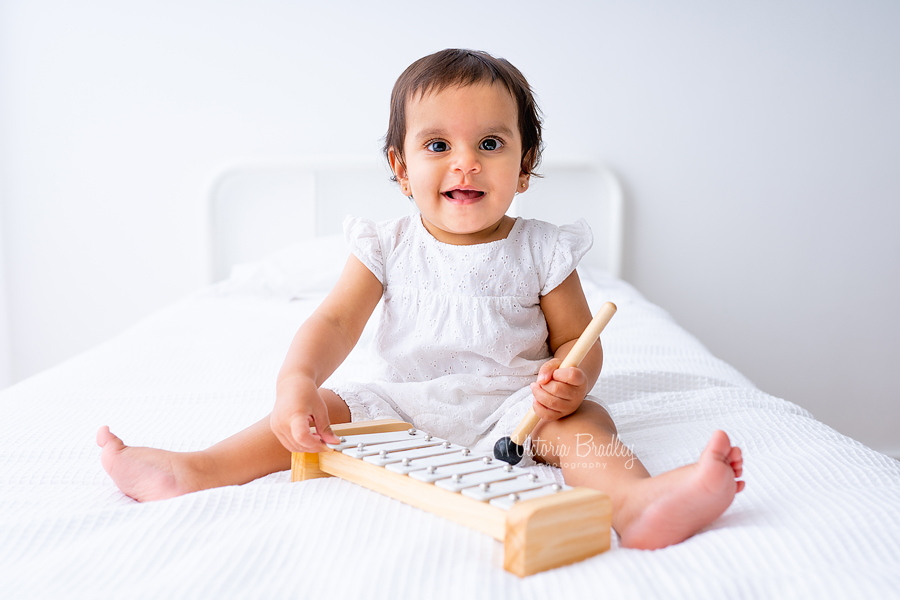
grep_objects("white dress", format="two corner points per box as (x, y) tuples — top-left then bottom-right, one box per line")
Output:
(330, 214), (595, 454)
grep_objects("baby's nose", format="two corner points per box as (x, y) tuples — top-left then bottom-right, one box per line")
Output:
(451, 147), (481, 173)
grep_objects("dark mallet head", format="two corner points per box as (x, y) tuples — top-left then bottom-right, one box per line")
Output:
(493, 435), (525, 466)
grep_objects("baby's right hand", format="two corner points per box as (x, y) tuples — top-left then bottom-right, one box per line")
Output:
(271, 375), (341, 453)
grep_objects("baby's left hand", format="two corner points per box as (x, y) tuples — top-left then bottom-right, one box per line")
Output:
(530, 358), (589, 420)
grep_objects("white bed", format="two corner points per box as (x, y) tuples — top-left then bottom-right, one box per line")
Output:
(1, 159), (898, 598)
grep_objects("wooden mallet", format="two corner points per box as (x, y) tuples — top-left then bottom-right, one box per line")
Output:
(493, 301), (617, 465)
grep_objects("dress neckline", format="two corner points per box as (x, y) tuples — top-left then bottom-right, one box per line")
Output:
(413, 214), (523, 249)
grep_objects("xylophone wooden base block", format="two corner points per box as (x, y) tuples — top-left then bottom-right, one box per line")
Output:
(291, 419), (611, 577)
(503, 487), (611, 576)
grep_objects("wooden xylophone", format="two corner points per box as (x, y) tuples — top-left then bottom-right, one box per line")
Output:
(292, 419), (611, 576)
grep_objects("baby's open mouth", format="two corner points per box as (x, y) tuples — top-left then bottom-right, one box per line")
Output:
(443, 189), (485, 201)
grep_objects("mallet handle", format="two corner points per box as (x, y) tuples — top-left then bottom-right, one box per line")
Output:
(510, 302), (617, 445)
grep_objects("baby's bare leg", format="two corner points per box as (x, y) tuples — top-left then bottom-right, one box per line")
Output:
(97, 390), (350, 502)
(532, 401), (743, 550)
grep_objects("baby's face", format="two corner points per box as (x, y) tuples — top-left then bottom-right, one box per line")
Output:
(391, 82), (529, 245)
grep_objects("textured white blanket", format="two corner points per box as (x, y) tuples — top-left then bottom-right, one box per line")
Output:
(1, 268), (898, 599)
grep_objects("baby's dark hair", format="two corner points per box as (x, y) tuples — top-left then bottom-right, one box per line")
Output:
(383, 48), (544, 180)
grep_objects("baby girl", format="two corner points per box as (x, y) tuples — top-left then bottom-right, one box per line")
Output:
(98, 48), (743, 550)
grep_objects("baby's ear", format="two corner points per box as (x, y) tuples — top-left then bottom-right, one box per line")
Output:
(388, 148), (407, 181)
(389, 148), (413, 197)
(518, 163), (531, 192)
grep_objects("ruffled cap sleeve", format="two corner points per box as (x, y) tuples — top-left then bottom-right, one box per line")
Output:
(343, 216), (385, 285)
(542, 219), (593, 295)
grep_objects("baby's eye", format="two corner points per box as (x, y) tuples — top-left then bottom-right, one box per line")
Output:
(480, 138), (502, 151)
(426, 140), (449, 153)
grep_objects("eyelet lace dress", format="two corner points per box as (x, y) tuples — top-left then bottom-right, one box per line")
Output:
(329, 214), (595, 454)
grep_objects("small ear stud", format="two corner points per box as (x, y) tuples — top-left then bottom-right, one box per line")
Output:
(521, 182), (527, 188)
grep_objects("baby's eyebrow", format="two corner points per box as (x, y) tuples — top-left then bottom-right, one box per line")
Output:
(482, 125), (516, 138)
(412, 125), (516, 141)
(413, 128), (449, 141)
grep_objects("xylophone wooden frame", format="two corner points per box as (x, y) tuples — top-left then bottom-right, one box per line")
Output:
(291, 419), (612, 576)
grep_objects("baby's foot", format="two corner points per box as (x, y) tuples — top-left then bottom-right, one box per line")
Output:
(96, 426), (204, 502)
(617, 430), (744, 550)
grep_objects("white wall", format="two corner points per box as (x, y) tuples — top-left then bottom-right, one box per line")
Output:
(1, 0), (898, 455)
(0, 12), (11, 390)
(0, 188), (9, 391)
(0, 207), (9, 389)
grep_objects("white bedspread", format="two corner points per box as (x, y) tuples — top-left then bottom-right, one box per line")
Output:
(1, 265), (899, 599)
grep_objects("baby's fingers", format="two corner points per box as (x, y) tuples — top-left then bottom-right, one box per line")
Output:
(536, 358), (562, 385)
(550, 366), (587, 388)
(311, 404), (340, 445)
(533, 375), (586, 403)
(530, 383), (566, 420)
(289, 413), (327, 453)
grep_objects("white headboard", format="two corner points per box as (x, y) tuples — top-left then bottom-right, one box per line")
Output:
(207, 157), (624, 282)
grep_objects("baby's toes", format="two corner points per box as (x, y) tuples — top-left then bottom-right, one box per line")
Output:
(727, 447), (743, 476)
(97, 426), (124, 450)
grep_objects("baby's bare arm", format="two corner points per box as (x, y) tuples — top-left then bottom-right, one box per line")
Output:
(272, 254), (382, 452)
(533, 270), (604, 419)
